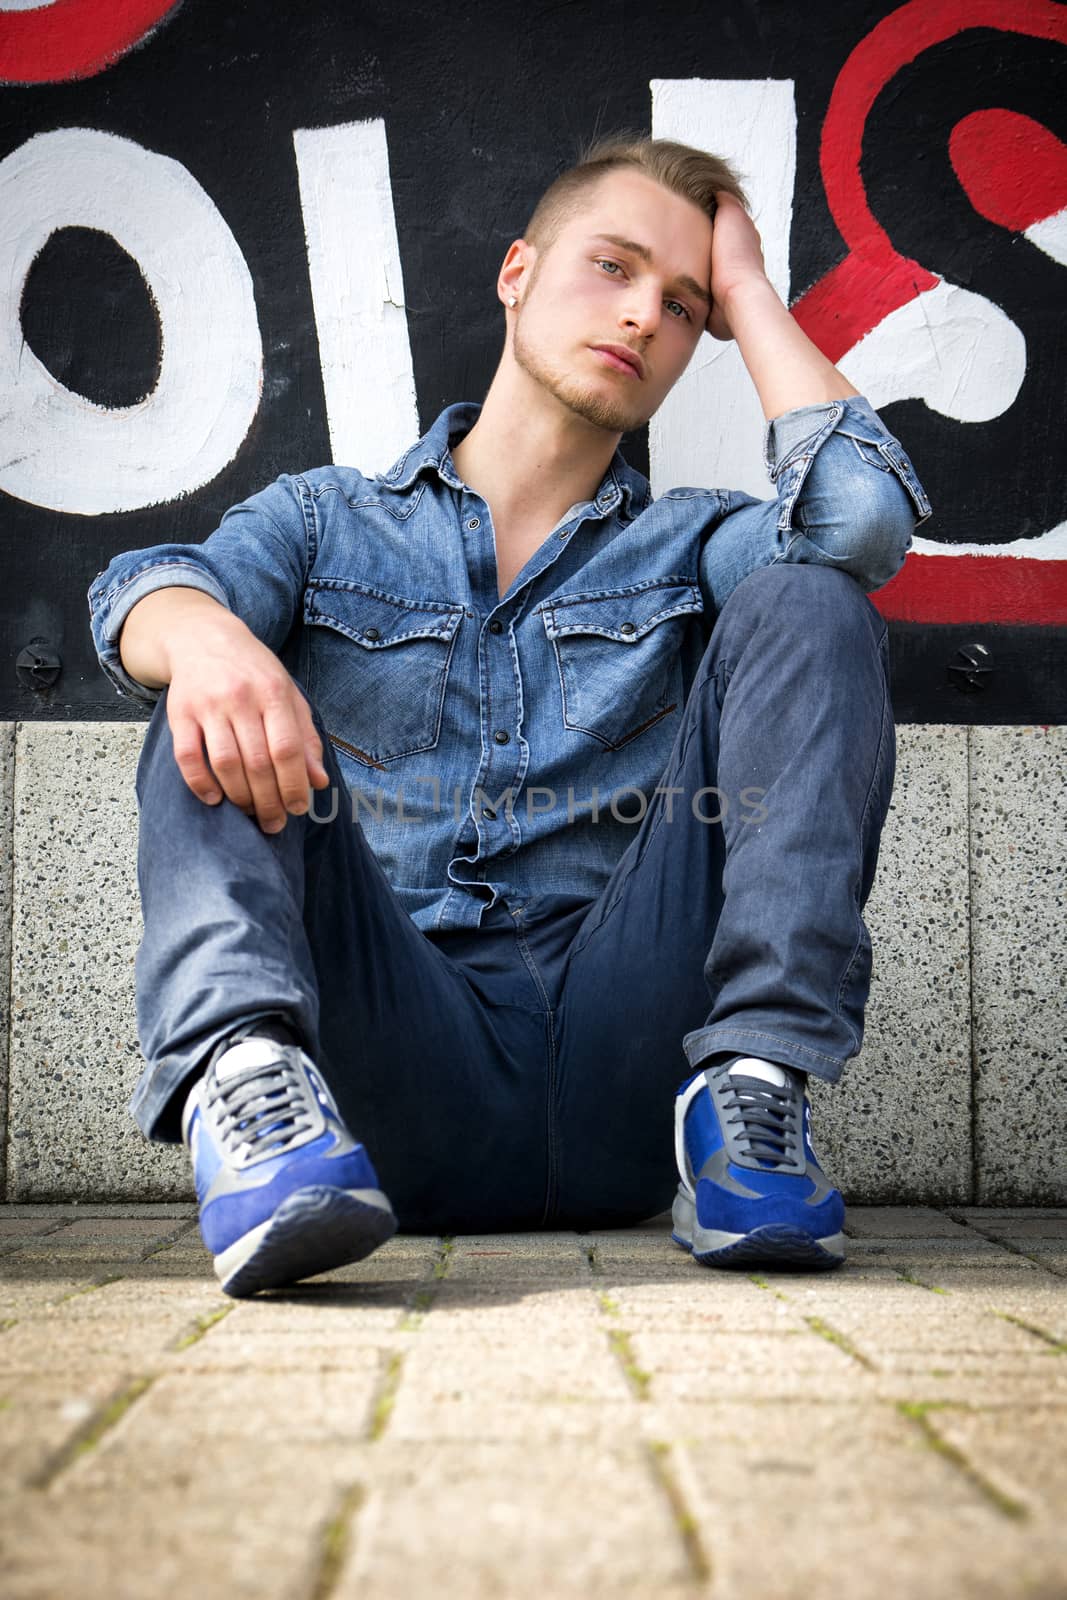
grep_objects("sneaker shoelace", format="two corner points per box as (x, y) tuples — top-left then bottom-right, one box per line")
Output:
(720, 1073), (802, 1169)
(207, 1058), (318, 1161)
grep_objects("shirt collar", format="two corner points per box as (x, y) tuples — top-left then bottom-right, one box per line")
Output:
(376, 401), (644, 517)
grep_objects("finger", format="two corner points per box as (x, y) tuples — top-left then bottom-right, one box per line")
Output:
(168, 711), (224, 804)
(261, 697), (317, 815)
(229, 714), (289, 832)
(296, 701), (330, 790)
(200, 716), (256, 817)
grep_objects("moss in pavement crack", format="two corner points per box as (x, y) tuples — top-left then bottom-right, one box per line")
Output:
(896, 1401), (1028, 1520)
(173, 1303), (233, 1350)
(897, 1267), (951, 1295)
(308, 1482), (365, 1600)
(56, 1274), (125, 1305)
(647, 1441), (711, 1583)
(749, 1273), (791, 1302)
(433, 1237), (455, 1279)
(991, 1310), (1066, 1353)
(607, 1327), (652, 1400)
(399, 1237), (454, 1330)
(30, 1374), (156, 1489)
(369, 1351), (405, 1441)
(804, 1314), (877, 1369)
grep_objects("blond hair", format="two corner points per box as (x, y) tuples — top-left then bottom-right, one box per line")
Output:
(523, 134), (748, 250)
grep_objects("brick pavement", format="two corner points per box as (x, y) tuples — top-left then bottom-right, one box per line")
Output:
(0, 1204), (1065, 1600)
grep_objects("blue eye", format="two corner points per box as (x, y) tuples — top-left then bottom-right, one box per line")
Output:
(595, 258), (623, 275)
(666, 300), (691, 322)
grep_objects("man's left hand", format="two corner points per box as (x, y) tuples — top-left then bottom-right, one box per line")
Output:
(706, 191), (770, 342)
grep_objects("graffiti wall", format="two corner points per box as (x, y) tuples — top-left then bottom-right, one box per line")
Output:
(1, 0), (1064, 721)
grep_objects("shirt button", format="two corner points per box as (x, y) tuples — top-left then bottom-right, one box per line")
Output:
(467, 517), (481, 530)
(363, 627), (381, 641)
(620, 621), (637, 637)
(493, 729), (510, 744)
(481, 806), (496, 820)
(558, 529), (570, 540)
(489, 620), (503, 634)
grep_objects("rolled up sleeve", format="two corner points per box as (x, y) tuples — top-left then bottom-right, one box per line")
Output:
(765, 395), (931, 592)
(87, 473), (311, 704)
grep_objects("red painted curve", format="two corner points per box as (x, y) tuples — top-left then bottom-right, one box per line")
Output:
(0, 0), (180, 84)
(872, 555), (1067, 625)
(949, 109), (1067, 232)
(793, 0), (1067, 358)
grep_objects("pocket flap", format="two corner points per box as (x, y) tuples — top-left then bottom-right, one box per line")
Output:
(541, 581), (702, 644)
(305, 581), (464, 648)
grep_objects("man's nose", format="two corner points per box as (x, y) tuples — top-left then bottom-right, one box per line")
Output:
(619, 287), (660, 338)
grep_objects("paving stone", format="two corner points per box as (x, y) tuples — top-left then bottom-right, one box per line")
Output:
(3, 1449), (356, 1600)
(0, 1276), (102, 1320)
(340, 1440), (692, 1597)
(0, 1314), (198, 1376)
(932, 1404), (1067, 1521)
(970, 726), (1067, 1205)
(677, 1403), (1067, 1600)
(593, 1278), (808, 1333)
(426, 1280), (602, 1330)
(388, 1328), (633, 1440)
(844, 1205), (973, 1237)
(809, 725), (972, 1205)
(0, 1204), (196, 1219)
(103, 1365), (381, 1446)
(966, 1216), (1067, 1239)
(174, 1282), (414, 1335)
(0, 1369), (128, 1492)
(629, 1327), (870, 1403)
(7, 723), (189, 1201)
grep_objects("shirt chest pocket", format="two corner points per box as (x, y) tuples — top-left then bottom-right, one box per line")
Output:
(540, 581), (703, 750)
(304, 581), (465, 767)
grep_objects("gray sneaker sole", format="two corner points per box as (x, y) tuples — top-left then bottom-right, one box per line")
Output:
(671, 1186), (846, 1272)
(214, 1185), (398, 1298)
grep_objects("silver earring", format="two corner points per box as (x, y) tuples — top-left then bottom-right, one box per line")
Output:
(507, 296), (517, 307)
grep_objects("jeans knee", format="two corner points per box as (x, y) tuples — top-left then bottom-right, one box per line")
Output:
(719, 563), (884, 653)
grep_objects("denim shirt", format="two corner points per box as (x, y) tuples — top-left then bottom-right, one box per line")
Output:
(88, 396), (930, 932)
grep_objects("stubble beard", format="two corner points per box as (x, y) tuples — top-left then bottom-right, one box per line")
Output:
(511, 314), (648, 435)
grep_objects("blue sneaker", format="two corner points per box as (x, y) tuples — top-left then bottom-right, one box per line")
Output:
(671, 1057), (846, 1270)
(182, 1034), (397, 1297)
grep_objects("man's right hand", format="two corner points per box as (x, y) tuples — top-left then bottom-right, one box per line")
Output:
(118, 587), (330, 833)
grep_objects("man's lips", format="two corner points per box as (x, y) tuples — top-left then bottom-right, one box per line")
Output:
(590, 343), (645, 379)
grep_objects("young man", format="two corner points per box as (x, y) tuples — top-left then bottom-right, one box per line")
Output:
(89, 137), (930, 1297)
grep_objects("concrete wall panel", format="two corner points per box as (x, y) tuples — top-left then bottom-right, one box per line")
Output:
(971, 727), (1067, 1205)
(0, 723), (14, 1195)
(7, 723), (189, 1200)
(809, 726), (973, 1204)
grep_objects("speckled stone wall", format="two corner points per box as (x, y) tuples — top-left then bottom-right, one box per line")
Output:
(0, 723), (13, 1197)
(970, 727), (1067, 1206)
(810, 726), (972, 1204)
(1, 722), (1063, 1202)
(7, 723), (188, 1201)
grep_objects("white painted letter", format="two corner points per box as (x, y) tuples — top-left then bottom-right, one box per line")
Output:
(0, 128), (263, 514)
(293, 119), (418, 472)
(650, 79), (796, 499)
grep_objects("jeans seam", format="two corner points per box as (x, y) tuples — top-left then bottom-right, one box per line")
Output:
(512, 911), (560, 1224)
(833, 629), (892, 1050)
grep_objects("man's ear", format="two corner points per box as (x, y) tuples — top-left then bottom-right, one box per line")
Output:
(498, 238), (537, 310)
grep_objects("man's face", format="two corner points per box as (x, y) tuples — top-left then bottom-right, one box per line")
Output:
(509, 169), (714, 435)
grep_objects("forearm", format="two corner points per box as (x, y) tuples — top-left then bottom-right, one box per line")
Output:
(118, 586), (240, 689)
(724, 278), (859, 421)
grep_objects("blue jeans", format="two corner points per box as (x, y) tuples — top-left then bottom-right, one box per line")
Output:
(130, 563), (896, 1231)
